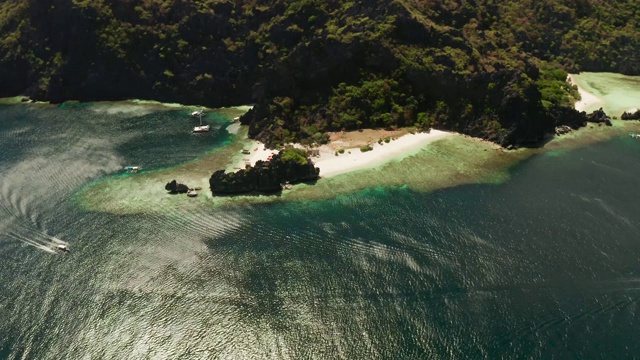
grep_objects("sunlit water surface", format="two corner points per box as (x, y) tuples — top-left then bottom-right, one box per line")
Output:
(1, 84), (640, 359)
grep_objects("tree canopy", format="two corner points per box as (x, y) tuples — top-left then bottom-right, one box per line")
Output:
(0, 0), (637, 146)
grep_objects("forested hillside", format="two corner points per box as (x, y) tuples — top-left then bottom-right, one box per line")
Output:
(1, 0), (638, 146)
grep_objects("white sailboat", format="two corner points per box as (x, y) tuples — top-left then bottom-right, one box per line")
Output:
(193, 112), (210, 133)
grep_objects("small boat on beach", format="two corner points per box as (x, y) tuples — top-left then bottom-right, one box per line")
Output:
(630, 133), (640, 139)
(187, 189), (198, 197)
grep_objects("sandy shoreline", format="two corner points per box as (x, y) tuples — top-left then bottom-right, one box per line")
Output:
(314, 130), (452, 178)
(224, 73), (621, 182)
(567, 74), (603, 112)
(224, 73), (627, 181)
(226, 126), (453, 178)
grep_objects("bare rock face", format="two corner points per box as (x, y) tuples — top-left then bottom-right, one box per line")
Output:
(547, 106), (587, 130)
(621, 109), (640, 120)
(586, 108), (612, 126)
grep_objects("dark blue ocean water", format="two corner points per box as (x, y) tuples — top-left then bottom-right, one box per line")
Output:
(1, 103), (639, 359)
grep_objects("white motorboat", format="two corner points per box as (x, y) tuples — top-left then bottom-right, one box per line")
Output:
(56, 244), (70, 253)
(190, 109), (204, 117)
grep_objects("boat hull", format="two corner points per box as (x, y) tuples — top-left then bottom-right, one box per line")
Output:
(193, 125), (210, 133)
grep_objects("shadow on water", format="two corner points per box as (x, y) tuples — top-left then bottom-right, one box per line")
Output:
(0, 105), (47, 166)
(113, 111), (231, 170)
(4, 94), (640, 358)
(231, 257), (295, 333)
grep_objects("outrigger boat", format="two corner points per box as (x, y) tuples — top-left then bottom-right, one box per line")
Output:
(123, 165), (141, 172)
(190, 109), (204, 117)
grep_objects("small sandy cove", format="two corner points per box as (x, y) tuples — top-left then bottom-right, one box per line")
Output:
(567, 74), (603, 112)
(234, 128), (452, 178)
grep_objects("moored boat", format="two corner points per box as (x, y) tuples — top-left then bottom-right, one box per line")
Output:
(193, 125), (210, 133)
(192, 111), (210, 132)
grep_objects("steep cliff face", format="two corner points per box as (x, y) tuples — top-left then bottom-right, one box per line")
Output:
(1, 0), (638, 147)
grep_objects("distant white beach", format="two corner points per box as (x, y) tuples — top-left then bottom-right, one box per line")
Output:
(567, 74), (603, 112)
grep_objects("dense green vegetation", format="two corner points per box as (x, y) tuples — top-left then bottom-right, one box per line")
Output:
(279, 147), (309, 165)
(1, 0), (638, 146)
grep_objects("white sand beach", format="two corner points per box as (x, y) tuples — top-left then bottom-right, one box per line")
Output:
(313, 130), (452, 178)
(227, 128), (452, 179)
(567, 74), (603, 112)
(246, 142), (278, 165)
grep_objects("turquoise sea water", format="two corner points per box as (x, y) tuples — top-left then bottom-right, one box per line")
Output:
(1, 102), (640, 359)
(571, 72), (640, 115)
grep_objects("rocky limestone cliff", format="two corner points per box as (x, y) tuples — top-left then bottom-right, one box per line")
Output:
(621, 110), (640, 120)
(209, 149), (319, 194)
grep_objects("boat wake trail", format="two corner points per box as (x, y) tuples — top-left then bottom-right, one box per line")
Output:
(5, 232), (58, 254)
(0, 199), (69, 254)
(4, 228), (69, 254)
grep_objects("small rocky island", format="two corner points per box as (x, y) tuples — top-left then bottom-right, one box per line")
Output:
(209, 147), (319, 195)
(165, 180), (190, 194)
(621, 109), (640, 120)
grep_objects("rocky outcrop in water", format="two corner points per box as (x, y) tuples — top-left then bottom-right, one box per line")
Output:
(165, 180), (189, 194)
(548, 106), (622, 135)
(209, 148), (319, 195)
(586, 108), (612, 126)
(621, 110), (640, 120)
